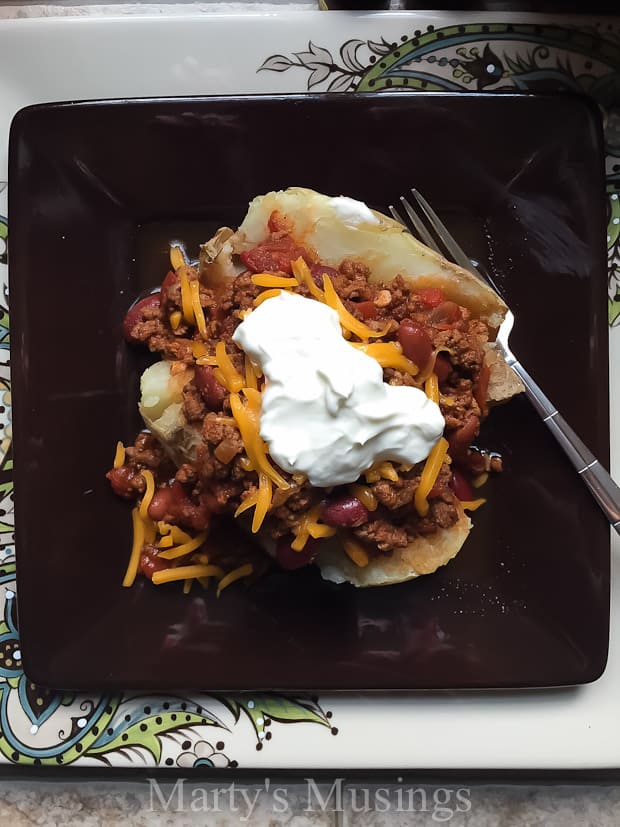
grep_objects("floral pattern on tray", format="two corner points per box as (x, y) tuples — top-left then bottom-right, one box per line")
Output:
(1, 17), (619, 768)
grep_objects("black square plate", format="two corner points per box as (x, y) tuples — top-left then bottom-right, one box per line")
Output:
(9, 93), (609, 691)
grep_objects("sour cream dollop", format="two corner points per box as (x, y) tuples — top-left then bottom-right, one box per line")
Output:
(327, 196), (380, 226)
(232, 291), (445, 487)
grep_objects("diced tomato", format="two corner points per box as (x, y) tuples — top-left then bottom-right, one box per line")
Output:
(356, 300), (377, 320)
(416, 287), (444, 308)
(240, 238), (309, 274)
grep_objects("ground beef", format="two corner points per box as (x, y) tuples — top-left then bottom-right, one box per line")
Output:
(147, 335), (194, 363)
(329, 259), (374, 302)
(130, 318), (167, 343)
(114, 234), (494, 563)
(372, 476), (419, 510)
(182, 382), (207, 422)
(175, 463), (198, 485)
(125, 432), (164, 470)
(353, 518), (410, 552)
(441, 378), (480, 430)
(383, 368), (417, 387)
(218, 271), (261, 316)
(432, 325), (485, 377)
(270, 483), (316, 537)
(416, 497), (460, 535)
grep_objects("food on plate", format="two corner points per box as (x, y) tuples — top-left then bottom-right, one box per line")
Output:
(108, 187), (521, 593)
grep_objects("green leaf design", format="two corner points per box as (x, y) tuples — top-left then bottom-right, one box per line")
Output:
(221, 694), (332, 742)
(609, 296), (620, 326)
(88, 711), (219, 763)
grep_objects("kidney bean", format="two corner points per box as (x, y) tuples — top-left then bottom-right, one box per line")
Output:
(310, 263), (340, 288)
(122, 293), (161, 342)
(397, 321), (433, 369)
(139, 546), (170, 580)
(148, 482), (211, 531)
(449, 468), (474, 501)
(194, 365), (227, 410)
(434, 354), (452, 384)
(447, 415), (479, 461)
(322, 496), (368, 528)
(147, 481), (187, 521)
(276, 535), (318, 570)
(106, 465), (143, 499)
(430, 301), (461, 325)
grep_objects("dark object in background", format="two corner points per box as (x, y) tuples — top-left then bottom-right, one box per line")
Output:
(402, 1), (617, 9)
(9, 92), (609, 693)
(320, 0), (390, 9)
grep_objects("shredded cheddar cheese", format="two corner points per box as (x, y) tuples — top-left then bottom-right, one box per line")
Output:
(472, 473), (489, 489)
(244, 354), (258, 390)
(158, 535), (174, 549)
(343, 538), (370, 568)
(238, 455), (253, 472)
(253, 473), (272, 533)
(122, 508), (144, 588)
(364, 461), (399, 484)
(178, 267), (194, 325)
(291, 506), (321, 551)
(251, 274), (298, 288)
(169, 245), (186, 271)
(215, 342), (244, 393)
(157, 525), (193, 546)
(425, 373), (440, 405)
(189, 280), (207, 337)
(414, 437), (449, 517)
(350, 484), (378, 512)
(290, 504), (335, 550)
(323, 274), (391, 340)
(158, 532), (208, 560)
(139, 470), (155, 520)
(234, 489), (259, 518)
(230, 391), (289, 490)
(152, 564), (225, 585)
(142, 515), (156, 545)
(217, 563), (254, 597)
(307, 523), (337, 540)
(291, 256), (325, 301)
(350, 342), (419, 376)
(182, 579), (193, 594)
(113, 441), (125, 469)
(460, 498), (486, 511)
(253, 288), (282, 307)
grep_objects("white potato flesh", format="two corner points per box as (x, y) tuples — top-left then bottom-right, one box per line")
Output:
(232, 187), (507, 329)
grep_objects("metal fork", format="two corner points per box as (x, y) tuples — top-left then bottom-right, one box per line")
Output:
(390, 189), (620, 535)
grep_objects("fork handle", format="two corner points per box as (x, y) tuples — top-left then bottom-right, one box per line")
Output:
(506, 359), (620, 534)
